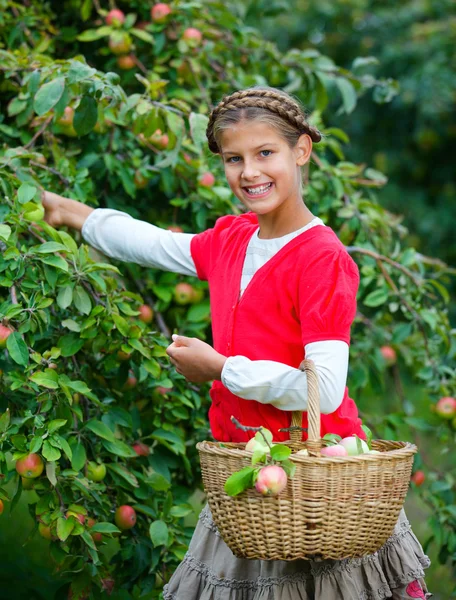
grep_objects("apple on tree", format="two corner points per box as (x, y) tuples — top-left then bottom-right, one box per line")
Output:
(151, 3), (172, 23)
(57, 106), (74, 127)
(380, 345), (397, 366)
(138, 304), (154, 323)
(411, 470), (425, 486)
(106, 8), (125, 25)
(108, 34), (132, 55)
(173, 282), (195, 305)
(86, 461), (107, 482)
(0, 499), (4, 515)
(199, 172), (215, 188)
(87, 518), (102, 543)
(182, 27), (203, 47)
(132, 442), (150, 456)
(15, 453), (44, 478)
(115, 505), (137, 530)
(435, 396), (456, 419)
(0, 324), (12, 348)
(117, 55), (136, 70)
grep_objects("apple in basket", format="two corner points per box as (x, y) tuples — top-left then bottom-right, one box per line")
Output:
(320, 444), (348, 457)
(255, 465), (287, 496)
(339, 436), (369, 456)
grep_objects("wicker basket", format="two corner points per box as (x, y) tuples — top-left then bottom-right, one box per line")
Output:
(197, 359), (417, 561)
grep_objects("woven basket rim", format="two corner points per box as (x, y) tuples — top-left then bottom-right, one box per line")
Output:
(196, 439), (417, 461)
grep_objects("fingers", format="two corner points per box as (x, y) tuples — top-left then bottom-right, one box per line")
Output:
(171, 334), (192, 347)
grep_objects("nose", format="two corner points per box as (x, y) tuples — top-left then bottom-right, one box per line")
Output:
(241, 159), (261, 182)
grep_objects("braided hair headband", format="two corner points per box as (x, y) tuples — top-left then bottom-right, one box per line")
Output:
(206, 88), (321, 154)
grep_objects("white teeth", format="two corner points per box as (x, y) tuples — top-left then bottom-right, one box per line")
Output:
(246, 183), (272, 195)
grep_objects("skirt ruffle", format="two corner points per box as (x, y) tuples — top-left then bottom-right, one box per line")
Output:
(163, 505), (430, 600)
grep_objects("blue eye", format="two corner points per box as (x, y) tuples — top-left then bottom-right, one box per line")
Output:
(260, 150), (272, 157)
(226, 156), (241, 163)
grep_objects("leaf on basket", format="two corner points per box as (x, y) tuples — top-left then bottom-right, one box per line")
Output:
(251, 449), (267, 465)
(322, 433), (342, 446)
(280, 459), (296, 479)
(270, 444), (291, 461)
(361, 425), (372, 448)
(224, 466), (257, 496)
(355, 435), (364, 454)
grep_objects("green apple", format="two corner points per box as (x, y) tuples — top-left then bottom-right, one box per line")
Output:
(23, 202), (45, 222)
(86, 461), (107, 482)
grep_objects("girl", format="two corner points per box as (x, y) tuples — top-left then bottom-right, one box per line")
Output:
(43, 87), (431, 599)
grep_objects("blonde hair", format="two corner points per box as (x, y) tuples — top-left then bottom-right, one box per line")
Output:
(206, 87), (321, 154)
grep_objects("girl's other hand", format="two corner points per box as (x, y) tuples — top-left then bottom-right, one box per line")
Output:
(166, 335), (227, 383)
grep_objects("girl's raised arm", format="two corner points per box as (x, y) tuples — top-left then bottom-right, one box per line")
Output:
(42, 191), (197, 276)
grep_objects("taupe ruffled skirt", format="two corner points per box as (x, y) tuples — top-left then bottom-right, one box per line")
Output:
(163, 505), (431, 600)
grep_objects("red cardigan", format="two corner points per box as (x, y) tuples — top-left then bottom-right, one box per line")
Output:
(190, 213), (365, 443)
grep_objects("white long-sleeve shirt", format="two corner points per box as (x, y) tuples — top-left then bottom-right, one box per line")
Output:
(82, 209), (349, 414)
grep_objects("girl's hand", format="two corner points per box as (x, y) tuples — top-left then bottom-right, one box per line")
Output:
(42, 191), (64, 227)
(166, 335), (227, 383)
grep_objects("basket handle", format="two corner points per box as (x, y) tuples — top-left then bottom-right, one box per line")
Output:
(290, 359), (321, 455)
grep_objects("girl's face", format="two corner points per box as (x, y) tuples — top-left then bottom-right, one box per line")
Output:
(219, 121), (311, 224)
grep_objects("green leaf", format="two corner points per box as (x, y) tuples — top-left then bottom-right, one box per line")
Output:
(6, 332), (29, 366)
(34, 77), (65, 116)
(56, 435), (72, 461)
(29, 368), (59, 389)
(89, 522), (120, 534)
(169, 505), (193, 518)
(70, 442), (87, 471)
(45, 461), (57, 486)
(29, 436), (43, 453)
(145, 473), (171, 492)
(77, 26), (111, 41)
(255, 428), (273, 446)
(149, 520), (169, 547)
(73, 96), (98, 136)
(62, 319), (80, 332)
(131, 28), (154, 44)
(335, 77), (357, 114)
(361, 425), (373, 448)
(189, 112), (209, 149)
(0, 224), (12, 242)
(43, 440), (61, 461)
(112, 312), (130, 336)
(187, 301), (210, 322)
(41, 255), (69, 272)
(270, 444), (291, 461)
(73, 285), (92, 315)
(364, 288), (388, 307)
(48, 419), (67, 434)
(0, 409), (10, 433)
(81, 530), (97, 550)
(34, 241), (68, 254)
(57, 230), (79, 254)
(224, 466), (256, 496)
(57, 334), (84, 357)
(57, 516), (74, 541)
(107, 464), (139, 487)
(102, 439), (137, 458)
(84, 420), (115, 442)
(17, 183), (37, 205)
(57, 285), (73, 310)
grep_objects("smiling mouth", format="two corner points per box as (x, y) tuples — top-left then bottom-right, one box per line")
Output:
(242, 182), (273, 197)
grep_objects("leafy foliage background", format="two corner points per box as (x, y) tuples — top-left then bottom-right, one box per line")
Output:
(0, 0), (454, 598)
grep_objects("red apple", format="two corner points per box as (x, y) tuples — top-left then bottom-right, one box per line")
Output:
(57, 106), (74, 127)
(320, 444), (348, 457)
(117, 54), (136, 70)
(132, 442), (150, 457)
(101, 578), (115, 594)
(134, 170), (148, 189)
(255, 465), (287, 496)
(151, 3), (172, 23)
(123, 371), (137, 390)
(114, 505), (137, 530)
(167, 225), (183, 233)
(182, 27), (202, 46)
(117, 350), (131, 361)
(0, 324), (12, 349)
(38, 522), (53, 539)
(106, 8), (125, 25)
(0, 499), (4, 515)
(173, 282), (194, 305)
(435, 396), (456, 419)
(380, 345), (397, 366)
(87, 518), (102, 543)
(149, 129), (169, 149)
(199, 172), (215, 188)
(138, 304), (154, 323)
(411, 470), (425, 486)
(15, 453), (44, 479)
(108, 34), (132, 55)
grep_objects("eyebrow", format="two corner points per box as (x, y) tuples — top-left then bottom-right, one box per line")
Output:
(222, 143), (279, 156)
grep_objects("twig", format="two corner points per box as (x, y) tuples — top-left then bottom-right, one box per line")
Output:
(230, 416), (274, 450)
(10, 286), (18, 305)
(29, 161), (70, 186)
(346, 246), (423, 286)
(24, 116), (53, 149)
(55, 485), (65, 512)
